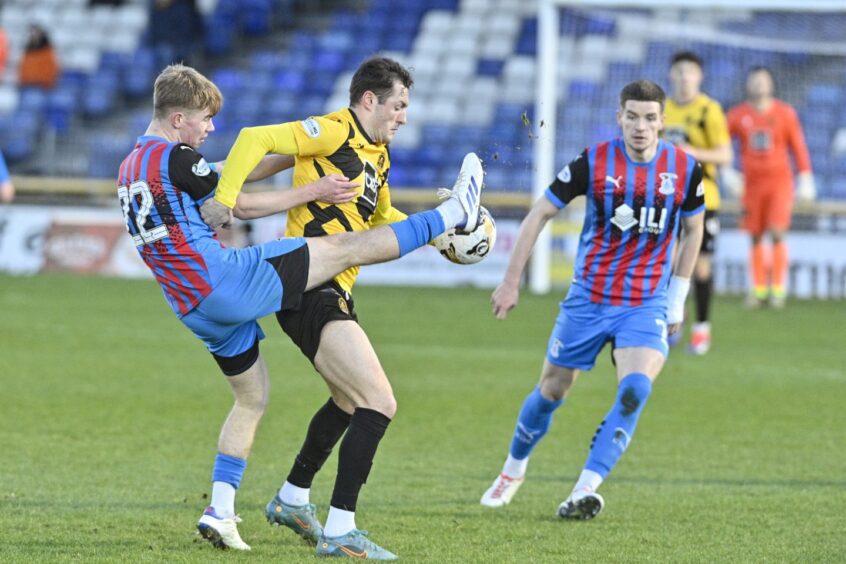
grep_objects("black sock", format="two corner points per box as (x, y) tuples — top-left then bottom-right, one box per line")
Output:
(330, 408), (391, 512)
(286, 398), (351, 489)
(694, 276), (713, 323)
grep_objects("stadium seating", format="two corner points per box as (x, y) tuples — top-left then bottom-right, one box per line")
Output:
(0, 0), (844, 200)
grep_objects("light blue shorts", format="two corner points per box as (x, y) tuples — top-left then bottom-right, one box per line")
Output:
(546, 292), (669, 371)
(181, 237), (307, 358)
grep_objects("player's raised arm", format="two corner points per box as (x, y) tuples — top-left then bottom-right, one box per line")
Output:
(491, 196), (559, 320)
(212, 154), (296, 183)
(232, 174), (359, 220)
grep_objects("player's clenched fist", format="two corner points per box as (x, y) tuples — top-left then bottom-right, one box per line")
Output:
(491, 281), (519, 320)
(201, 198), (233, 229)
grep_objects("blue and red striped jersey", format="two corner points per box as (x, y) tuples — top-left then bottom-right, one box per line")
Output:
(117, 136), (222, 317)
(546, 138), (704, 306)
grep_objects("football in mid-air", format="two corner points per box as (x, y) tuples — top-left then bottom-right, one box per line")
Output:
(433, 205), (496, 265)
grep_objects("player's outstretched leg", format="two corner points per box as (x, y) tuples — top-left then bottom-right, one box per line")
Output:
(558, 372), (652, 521)
(316, 528), (398, 560)
(304, 152), (484, 289)
(435, 152), (485, 232)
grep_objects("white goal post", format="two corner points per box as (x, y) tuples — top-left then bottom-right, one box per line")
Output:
(530, 0), (846, 294)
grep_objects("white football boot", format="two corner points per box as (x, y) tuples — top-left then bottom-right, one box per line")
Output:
(197, 506), (251, 550)
(557, 489), (605, 520)
(448, 152), (484, 232)
(480, 473), (525, 507)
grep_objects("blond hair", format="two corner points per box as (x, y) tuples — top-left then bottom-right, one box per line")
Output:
(153, 64), (223, 119)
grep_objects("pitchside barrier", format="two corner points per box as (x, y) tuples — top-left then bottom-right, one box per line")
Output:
(4, 176), (846, 299)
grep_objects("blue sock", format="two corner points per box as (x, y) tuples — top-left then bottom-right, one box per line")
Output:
(212, 453), (247, 489)
(509, 386), (564, 460)
(584, 373), (652, 478)
(388, 210), (445, 257)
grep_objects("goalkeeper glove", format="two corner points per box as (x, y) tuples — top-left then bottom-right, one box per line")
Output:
(796, 172), (816, 202)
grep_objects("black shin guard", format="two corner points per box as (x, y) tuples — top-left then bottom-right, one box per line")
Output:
(694, 276), (713, 323)
(330, 408), (391, 512)
(286, 398), (352, 489)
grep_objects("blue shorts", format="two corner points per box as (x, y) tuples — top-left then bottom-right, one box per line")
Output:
(181, 237), (308, 358)
(546, 292), (669, 371)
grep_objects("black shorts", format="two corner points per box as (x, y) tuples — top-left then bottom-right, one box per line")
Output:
(276, 280), (358, 363)
(701, 209), (719, 255)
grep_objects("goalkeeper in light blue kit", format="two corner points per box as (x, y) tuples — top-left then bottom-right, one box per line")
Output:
(481, 80), (704, 519)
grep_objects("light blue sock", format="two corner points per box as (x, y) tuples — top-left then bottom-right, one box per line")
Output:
(212, 452), (247, 488)
(388, 210), (446, 257)
(509, 386), (564, 460)
(584, 373), (652, 478)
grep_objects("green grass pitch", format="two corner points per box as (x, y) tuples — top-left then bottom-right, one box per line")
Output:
(1, 274), (844, 562)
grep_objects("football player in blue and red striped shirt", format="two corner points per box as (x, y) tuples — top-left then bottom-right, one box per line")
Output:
(481, 80), (704, 519)
(119, 64), (483, 552)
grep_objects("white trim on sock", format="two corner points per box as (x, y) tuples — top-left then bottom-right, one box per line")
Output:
(572, 469), (603, 495)
(324, 506), (356, 538)
(502, 454), (529, 479)
(211, 481), (236, 518)
(436, 198), (464, 229)
(279, 481), (310, 507)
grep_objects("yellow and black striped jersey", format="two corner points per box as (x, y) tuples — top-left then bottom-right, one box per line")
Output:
(663, 93), (730, 210)
(287, 107), (406, 292)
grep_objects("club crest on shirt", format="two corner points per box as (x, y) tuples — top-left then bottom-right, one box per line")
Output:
(658, 172), (677, 195)
(377, 154), (385, 170)
(337, 296), (349, 315)
(192, 158), (211, 176)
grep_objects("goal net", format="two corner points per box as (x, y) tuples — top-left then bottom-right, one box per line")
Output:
(526, 0), (846, 295)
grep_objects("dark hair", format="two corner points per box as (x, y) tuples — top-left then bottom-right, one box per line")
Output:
(670, 50), (703, 69)
(747, 65), (773, 79)
(349, 56), (414, 107)
(620, 80), (666, 110)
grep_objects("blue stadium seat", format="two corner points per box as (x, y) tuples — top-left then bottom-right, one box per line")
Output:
(382, 32), (415, 53)
(319, 30), (355, 53)
(45, 89), (77, 133)
(273, 69), (305, 93)
(83, 70), (120, 117)
(407, 164), (439, 187)
(241, 0), (272, 36)
(516, 18), (537, 56)
(205, 15), (237, 56)
(124, 49), (156, 98)
(251, 49), (282, 71)
(17, 88), (48, 114)
(2, 132), (35, 162)
(422, 125), (453, 147)
(477, 59), (504, 77)
(312, 50), (347, 75)
(387, 166), (410, 187)
(211, 68), (246, 96)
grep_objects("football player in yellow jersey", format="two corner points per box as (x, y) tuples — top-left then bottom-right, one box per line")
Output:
(664, 51), (733, 355)
(202, 57), (485, 559)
